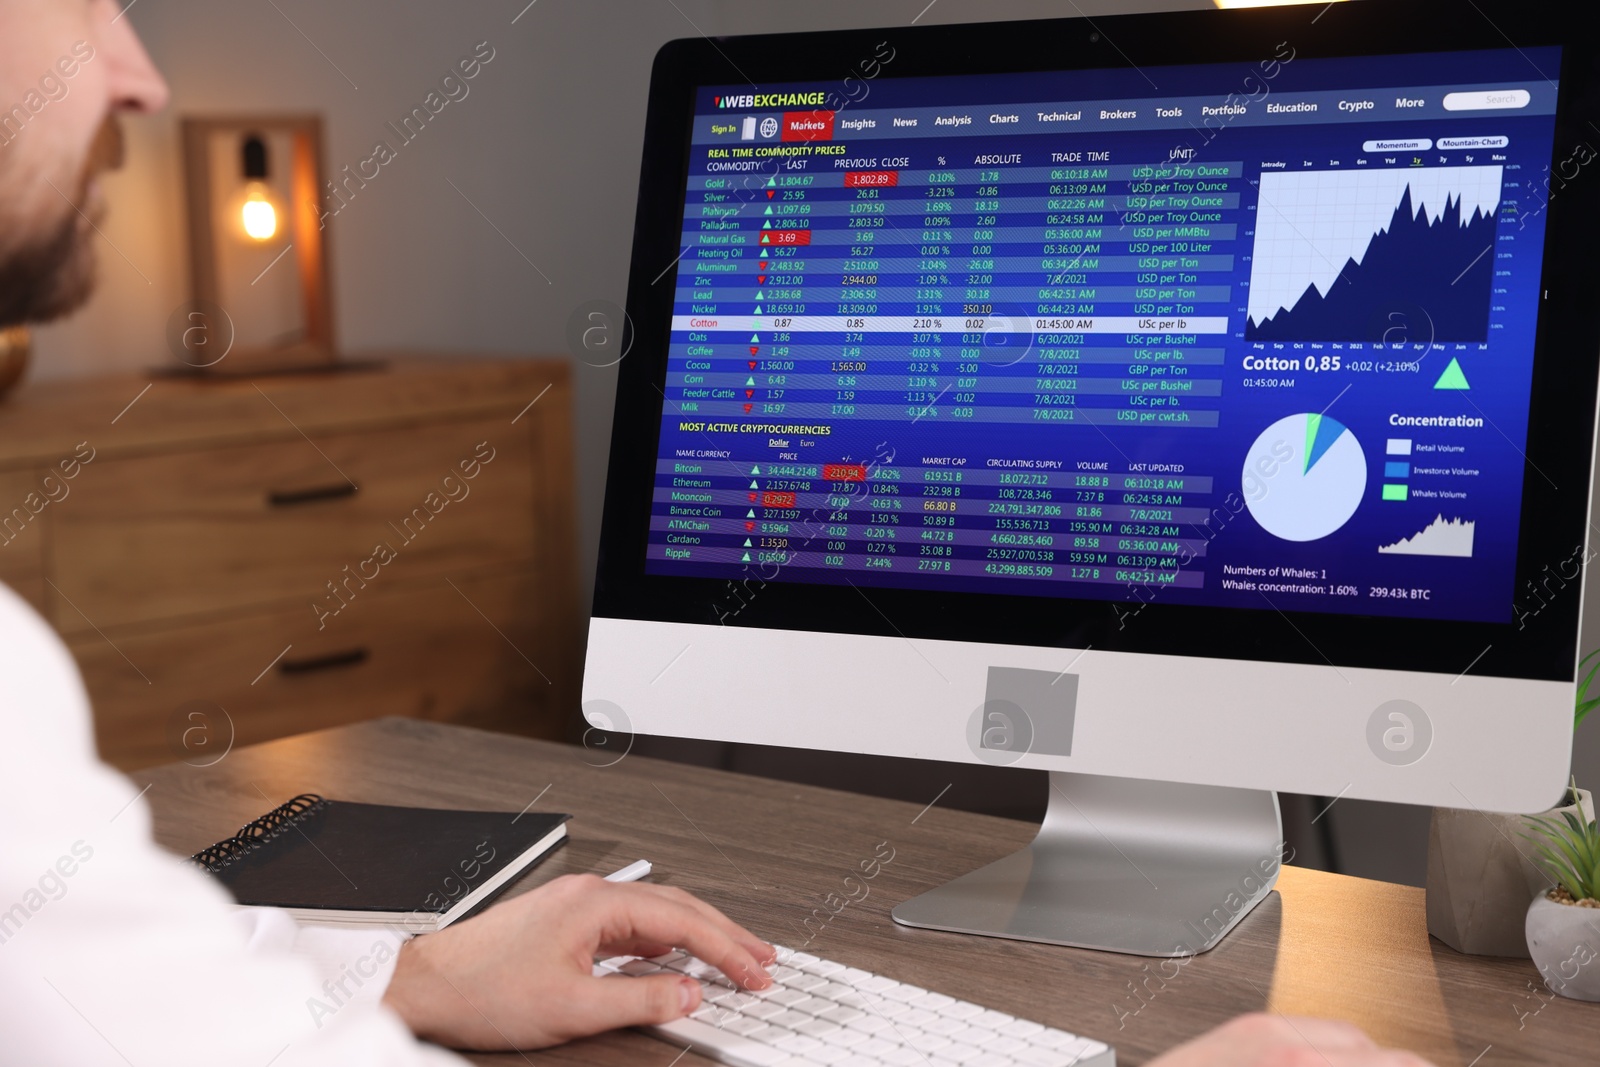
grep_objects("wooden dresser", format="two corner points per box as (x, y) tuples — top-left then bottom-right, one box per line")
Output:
(0, 356), (579, 769)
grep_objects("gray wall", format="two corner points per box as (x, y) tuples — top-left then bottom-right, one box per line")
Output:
(28, 0), (1600, 884)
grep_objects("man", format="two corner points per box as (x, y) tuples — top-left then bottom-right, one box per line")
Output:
(0, 3), (1439, 1065)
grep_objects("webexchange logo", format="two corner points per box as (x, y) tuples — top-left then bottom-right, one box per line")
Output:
(715, 91), (828, 109)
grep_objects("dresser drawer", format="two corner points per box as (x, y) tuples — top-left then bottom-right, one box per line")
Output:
(75, 565), (556, 770)
(51, 415), (538, 633)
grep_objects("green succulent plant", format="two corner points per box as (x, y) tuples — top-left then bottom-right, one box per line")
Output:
(1576, 649), (1600, 729)
(1525, 807), (1600, 903)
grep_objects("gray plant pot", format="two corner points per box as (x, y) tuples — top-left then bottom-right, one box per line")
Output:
(1426, 789), (1594, 957)
(1526, 893), (1600, 1001)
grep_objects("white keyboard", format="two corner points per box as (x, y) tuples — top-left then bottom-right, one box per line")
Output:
(595, 946), (1115, 1067)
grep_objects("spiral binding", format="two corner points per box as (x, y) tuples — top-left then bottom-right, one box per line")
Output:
(190, 793), (328, 872)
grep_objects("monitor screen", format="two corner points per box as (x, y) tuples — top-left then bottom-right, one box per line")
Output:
(641, 47), (1559, 628)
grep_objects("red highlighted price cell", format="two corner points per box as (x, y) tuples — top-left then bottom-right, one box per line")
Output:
(844, 170), (899, 188)
(760, 230), (811, 246)
(761, 491), (798, 508)
(822, 464), (868, 482)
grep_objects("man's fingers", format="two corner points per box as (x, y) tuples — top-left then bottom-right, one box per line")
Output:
(590, 885), (772, 989)
(561, 974), (700, 1039)
(597, 938), (675, 959)
(650, 884), (776, 964)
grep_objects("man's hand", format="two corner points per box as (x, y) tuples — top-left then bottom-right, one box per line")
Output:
(382, 874), (775, 1050)
(1147, 1014), (1438, 1067)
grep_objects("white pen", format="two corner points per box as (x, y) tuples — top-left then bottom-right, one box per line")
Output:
(604, 859), (653, 883)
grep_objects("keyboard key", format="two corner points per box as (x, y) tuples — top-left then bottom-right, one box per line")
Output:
(769, 966), (804, 983)
(647, 951), (687, 966)
(906, 1032), (954, 1053)
(788, 974), (830, 992)
(858, 1037), (899, 1056)
(1001, 1019), (1045, 1039)
(968, 1054), (1016, 1067)
(747, 1025), (791, 1045)
(839, 968), (873, 984)
(800, 959), (846, 978)
(819, 1005), (865, 1026)
(897, 1007), (937, 1028)
(973, 1010), (1014, 1029)
(1028, 1029), (1076, 1049)
(815, 981), (854, 1000)
(858, 975), (899, 993)
(949, 1025), (997, 1046)
(838, 1057), (883, 1067)
(944, 1001), (985, 1021)
(770, 1010), (813, 1029)
(774, 1033), (824, 1054)
(881, 1047), (926, 1066)
(1062, 1038), (1109, 1060)
(924, 1016), (969, 1036)
(822, 1028), (870, 1048)
(744, 1001), (788, 1020)
(911, 991), (956, 1011)
(1015, 1047), (1074, 1067)
(882, 983), (926, 1002)
(875, 999), (912, 1019)
(722, 1015), (769, 1037)
(936, 1045), (984, 1065)
(788, 951), (822, 967)
(618, 959), (662, 976)
(797, 1017), (843, 1038)
(980, 1035), (1028, 1055)
(769, 988), (810, 1007)
(845, 1014), (895, 1035)
(792, 996), (836, 1016)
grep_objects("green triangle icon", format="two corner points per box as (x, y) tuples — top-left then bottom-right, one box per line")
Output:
(741, 552), (751, 562)
(1433, 358), (1470, 390)
(746, 509), (756, 518)
(760, 250), (768, 258)
(749, 480), (759, 489)
(749, 464), (761, 474)
(764, 206), (772, 216)
(750, 333), (760, 342)
(745, 377), (755, 386)
(766, 177), (776, 187)
(760, 234), (770, 244)
(754, 306), (763, 315)
(743, 538), (752, 547)
(762, 221), (772, 229)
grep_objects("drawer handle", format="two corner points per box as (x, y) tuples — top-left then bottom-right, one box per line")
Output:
(279, 648), (370, 675)
(267, 484), (359, 507)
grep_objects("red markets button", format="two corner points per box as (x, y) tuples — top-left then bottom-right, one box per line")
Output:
(782, 110), (835, 141)
(822, 464), (867, 482)
(844, 170), (899, 188)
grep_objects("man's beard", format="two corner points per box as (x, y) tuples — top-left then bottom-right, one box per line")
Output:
(0, 117), (123, 328)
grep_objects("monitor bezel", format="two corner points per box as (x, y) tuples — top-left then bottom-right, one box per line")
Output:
(593, 0), (1600, 685)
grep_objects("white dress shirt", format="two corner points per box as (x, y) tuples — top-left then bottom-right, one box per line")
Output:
(0, 583), (464, 1065)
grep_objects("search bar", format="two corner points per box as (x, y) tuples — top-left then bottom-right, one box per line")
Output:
(1442, 89), (1530, 111)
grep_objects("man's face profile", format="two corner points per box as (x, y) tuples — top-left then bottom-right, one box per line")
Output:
(0, 0), (167, 329)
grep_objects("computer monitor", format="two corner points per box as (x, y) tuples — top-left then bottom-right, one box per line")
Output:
(584, 0), (1600, 956)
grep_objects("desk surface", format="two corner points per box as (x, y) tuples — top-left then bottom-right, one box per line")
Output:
(138, 718), (1599, 1066)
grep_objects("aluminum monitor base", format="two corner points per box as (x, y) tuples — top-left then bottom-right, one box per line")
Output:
(892, 771), (1283, 957)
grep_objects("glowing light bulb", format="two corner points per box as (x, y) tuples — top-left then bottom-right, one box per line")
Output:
(242, 181), (277, 241)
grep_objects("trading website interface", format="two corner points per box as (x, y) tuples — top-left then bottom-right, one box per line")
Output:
(645, 46), (1560, 625)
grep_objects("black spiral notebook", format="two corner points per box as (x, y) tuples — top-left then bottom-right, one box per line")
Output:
(192, 795), (570, 932)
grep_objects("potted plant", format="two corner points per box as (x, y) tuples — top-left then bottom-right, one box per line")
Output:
(1425, 650), (1599, 957)
(1524, 806), (1600, 1000)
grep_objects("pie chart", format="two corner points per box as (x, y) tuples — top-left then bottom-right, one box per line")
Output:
(1243, 413), (1367, 541)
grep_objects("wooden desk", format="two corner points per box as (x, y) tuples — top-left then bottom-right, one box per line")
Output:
(138, 718), (1600, 1066)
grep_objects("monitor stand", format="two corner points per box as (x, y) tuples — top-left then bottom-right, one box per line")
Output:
(892, 771), (1283, 956)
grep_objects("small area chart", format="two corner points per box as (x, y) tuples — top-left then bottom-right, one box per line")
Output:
(1378, 515), (1475, 558)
